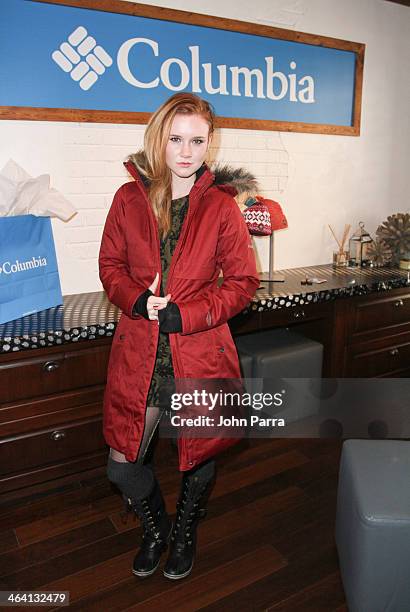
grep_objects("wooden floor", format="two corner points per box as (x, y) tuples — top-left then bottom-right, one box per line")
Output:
(0, 438), (347, 611)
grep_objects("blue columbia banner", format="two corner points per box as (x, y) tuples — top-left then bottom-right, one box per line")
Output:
(0, 0), (360, 128)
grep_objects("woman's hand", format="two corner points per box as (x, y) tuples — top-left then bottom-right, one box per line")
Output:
(147, 273), (171, 322)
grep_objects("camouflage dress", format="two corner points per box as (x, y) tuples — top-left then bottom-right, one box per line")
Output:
(146, 195), (189, 407)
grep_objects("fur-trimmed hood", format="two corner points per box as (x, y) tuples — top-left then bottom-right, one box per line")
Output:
(126, 150), (259, 198)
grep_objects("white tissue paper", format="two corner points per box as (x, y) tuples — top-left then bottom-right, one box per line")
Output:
(0, 159), (77, 221)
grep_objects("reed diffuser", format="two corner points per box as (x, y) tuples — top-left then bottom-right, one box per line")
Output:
(329, 224), (351, 267)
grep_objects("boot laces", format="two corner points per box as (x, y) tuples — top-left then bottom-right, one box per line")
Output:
(125, 497), (161, 540)
(171, 478), (208, 546)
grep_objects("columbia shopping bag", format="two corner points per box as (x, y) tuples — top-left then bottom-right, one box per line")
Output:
(0, 214), (62, 324)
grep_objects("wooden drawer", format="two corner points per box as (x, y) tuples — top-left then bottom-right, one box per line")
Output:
(256, 301), (332, 330)
(0, 387), (104, 437)
(0, 344), (111, 404)
(0, 417), (106, 477)
(348, 340), (410, 377)
(353, 293), (410, 334)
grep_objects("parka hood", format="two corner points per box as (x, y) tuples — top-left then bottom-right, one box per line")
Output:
(125, 150), (259, 197)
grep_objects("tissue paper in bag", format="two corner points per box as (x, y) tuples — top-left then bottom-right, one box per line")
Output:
(0, 159), (77, 220)
(0, 215), (63, 324)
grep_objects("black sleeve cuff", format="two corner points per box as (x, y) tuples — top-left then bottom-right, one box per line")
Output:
(158, 302), (182, 333)
(132, 289), (153, 319)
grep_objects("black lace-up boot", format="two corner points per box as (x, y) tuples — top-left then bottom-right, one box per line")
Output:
(163, 462), (215, 580)
(126, 479), (172, 577)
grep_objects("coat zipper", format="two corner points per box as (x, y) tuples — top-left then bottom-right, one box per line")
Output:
(133, 180), (162, 281)
(129, 177), (162, 462)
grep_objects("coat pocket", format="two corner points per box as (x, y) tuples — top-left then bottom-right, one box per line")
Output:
(176, 329), (218, 378)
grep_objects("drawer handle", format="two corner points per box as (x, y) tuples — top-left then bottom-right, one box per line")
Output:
(51, 430), (66, 441)
(43, 360), (60, 373)
(394, 299), (404, 307)
(390, 348), (399, 356)
(293, 309), (306, 319)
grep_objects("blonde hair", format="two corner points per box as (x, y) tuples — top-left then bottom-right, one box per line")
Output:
(139, 93), (215, 238)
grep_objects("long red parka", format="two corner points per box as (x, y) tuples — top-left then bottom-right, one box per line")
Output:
(99, 160), (259, 470)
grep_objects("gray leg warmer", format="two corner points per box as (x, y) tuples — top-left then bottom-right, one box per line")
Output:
(106, 456), (155, 501)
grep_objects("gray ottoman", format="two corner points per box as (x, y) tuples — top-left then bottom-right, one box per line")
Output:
(336, 440), (410, 612)
(235, 328), (323, 378)
(235, 328), (323, 426)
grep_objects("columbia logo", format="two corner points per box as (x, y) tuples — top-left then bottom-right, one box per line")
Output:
(52, 26), (112, 91)
(0, 257), (47, 275)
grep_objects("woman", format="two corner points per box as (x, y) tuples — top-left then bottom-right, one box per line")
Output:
(99, 93), (259, 580)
